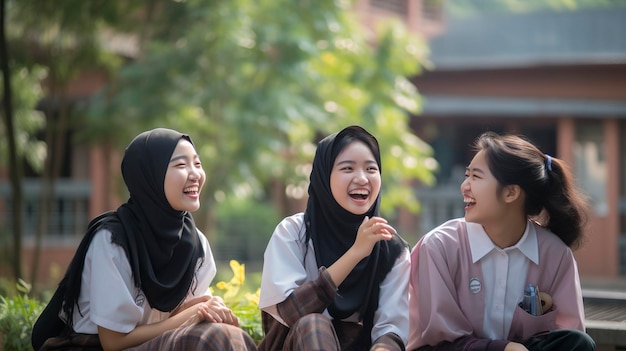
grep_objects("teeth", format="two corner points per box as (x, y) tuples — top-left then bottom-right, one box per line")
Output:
(349, 190), (369, 195)
(463, 197), (475, 206)
(184, 186), (198, 193)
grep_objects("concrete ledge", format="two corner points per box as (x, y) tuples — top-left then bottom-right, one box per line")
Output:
(586, 320), (626, 347)
(583, 289), (626, 301)
(583, 289), (626, 348)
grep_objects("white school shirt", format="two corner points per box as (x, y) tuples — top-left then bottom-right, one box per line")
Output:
(259, 213), (411, 345)
(70, 228), (216, 334)
(467, 221), (538, 339)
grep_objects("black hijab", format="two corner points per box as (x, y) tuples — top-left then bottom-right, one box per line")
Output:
(32, 128), (204, 348)
(304, 125), (406, 347)
(110, 127), (204, 311)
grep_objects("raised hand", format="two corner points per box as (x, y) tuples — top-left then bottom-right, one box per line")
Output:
(351, 216), (396, 259)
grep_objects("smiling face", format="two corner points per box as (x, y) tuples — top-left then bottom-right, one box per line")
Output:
(330, 140), (381, 215)
(164, 138), (205, 212)
(461, 150), (507, 225)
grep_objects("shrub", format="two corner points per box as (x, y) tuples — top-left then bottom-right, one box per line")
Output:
(0, 260), (264, 348)
(0, 279), (45, 351)
(211, 260), (263, 343)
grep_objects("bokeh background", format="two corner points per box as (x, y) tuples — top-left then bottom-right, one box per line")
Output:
(1, 0), (626, 348)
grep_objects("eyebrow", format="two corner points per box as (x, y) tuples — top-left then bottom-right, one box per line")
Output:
(169, 154), (195, 163)
(335, 159), (378, 166)
(465, 166), (486, 174)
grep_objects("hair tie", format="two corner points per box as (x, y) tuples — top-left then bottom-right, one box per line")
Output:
(545, 154), (552, 171)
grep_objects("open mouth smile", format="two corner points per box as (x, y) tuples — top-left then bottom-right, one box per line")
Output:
(349, 189), (370, 200)
(184, 186), (199, 195)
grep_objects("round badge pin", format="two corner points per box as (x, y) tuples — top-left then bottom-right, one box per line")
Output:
(469, 278), (481, 294)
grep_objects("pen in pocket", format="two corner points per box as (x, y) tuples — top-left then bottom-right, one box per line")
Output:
(521, 283), (543, 316)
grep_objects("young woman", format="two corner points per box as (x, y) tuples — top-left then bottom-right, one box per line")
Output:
(32, 128), (257, 351)
(408, 131), (595, 351)
(258, 125), (410, 351)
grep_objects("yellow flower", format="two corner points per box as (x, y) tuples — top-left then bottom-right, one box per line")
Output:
(230, 260), (245, 285)
(216, 281), (229, 290)
(245, 289), (260, 306)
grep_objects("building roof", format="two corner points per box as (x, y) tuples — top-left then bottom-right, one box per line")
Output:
(430, 7), (626, 69)
(422, 95), (626, 118)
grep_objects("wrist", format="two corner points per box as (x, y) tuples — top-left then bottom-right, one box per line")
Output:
(346, 245), (368, 262)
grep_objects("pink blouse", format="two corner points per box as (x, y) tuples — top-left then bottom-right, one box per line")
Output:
(407, 218), (585, 350)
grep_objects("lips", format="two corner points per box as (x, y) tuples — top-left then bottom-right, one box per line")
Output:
(463, 196), (475, 208)
(349, 189), (370, 200)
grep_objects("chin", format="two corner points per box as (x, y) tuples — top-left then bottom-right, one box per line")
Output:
(187, 205), (201, 212)
(347, 207), (369, 216)
(464, 215), (483, 225)
(175, 203), (200, 212)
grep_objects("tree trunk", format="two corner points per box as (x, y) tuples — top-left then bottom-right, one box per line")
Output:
(31, 84), (70, 292)
(31, 108), (53, 291)
(0, 0), (24, 281)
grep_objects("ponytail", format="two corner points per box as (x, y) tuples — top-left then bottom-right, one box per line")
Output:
(541, 157), (589, 249)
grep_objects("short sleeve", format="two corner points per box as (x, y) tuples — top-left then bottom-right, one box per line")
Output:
(372, 246), (411, 345)
(73, 230), (144, 334)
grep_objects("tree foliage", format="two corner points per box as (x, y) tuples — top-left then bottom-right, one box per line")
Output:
(2, 0), (142, 284)
(0, 66), (47, 172)
(85, 0), (436, 217)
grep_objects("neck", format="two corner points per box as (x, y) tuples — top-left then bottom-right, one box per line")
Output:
(482, 215), (527, 249)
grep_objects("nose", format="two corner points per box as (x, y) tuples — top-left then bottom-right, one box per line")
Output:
(460, 177), (469, 193)
(354, 169), (368, 184)
(189, 166), (203, 180)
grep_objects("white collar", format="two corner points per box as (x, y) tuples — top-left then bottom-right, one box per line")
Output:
(467, 220), (539, 265)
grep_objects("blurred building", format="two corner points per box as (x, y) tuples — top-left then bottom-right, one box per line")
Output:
(410, 6), (626, 277)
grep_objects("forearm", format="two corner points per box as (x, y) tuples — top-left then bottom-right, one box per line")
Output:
(326, 216), (395, 287)
(97, 305), (198, 351)
(326, 247), (365, 286)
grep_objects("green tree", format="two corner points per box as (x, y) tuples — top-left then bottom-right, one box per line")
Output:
(0, 0), (48, 281)
(4, 0), (135, 287)
(0, 0), (22, 281)
(2, 0), (436, 283)
(86, 0), (436, 236)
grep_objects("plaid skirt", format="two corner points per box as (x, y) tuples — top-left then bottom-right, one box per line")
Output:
(128, 322), (257, 351)
(258, 312), (404, 351)
(38, 322), (257, 351)
(259, 312), (361, 351)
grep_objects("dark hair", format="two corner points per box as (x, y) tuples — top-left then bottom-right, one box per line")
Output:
(473, 131), (589, 249)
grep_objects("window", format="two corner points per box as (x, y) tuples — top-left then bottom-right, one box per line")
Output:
(574, 121), (607, 216)
(370, 0), (407, 15)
